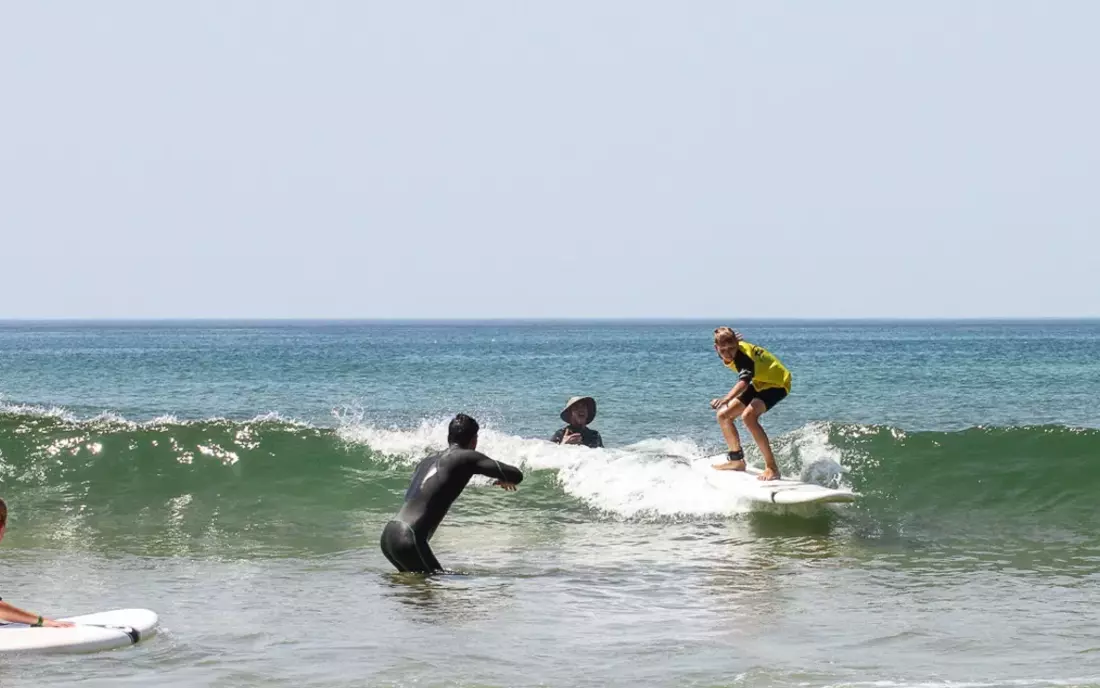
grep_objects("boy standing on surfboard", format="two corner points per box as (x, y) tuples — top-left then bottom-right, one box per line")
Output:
(709, 327), (791, 481)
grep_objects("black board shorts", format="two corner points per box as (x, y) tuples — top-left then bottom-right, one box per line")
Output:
(737, 386), (788, 411)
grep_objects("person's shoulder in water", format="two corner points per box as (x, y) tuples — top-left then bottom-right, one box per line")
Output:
(551, 396), (603, 448)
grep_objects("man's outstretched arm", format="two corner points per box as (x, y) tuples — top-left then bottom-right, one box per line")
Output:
(468, 452), (524, 486)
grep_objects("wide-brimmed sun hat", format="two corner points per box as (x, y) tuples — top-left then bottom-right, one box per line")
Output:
(560, 396), (597, 424)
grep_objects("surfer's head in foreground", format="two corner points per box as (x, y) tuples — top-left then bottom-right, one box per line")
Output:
(0, 497), (75, 628)
(709, 326), (793, 482)
(448, 412), (479, 450)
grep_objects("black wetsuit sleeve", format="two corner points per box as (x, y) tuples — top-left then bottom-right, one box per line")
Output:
(468, 452), (524, 484)
(550, 427), (565, 444)
(733, 350), (755, 384)
(591, 430), (603, 448)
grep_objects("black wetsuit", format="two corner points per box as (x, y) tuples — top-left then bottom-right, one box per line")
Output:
(380, 446), (524, 573)
(550, 425), (603, 448)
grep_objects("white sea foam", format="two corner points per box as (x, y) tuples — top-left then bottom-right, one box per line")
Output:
(337, 416), (851, 518)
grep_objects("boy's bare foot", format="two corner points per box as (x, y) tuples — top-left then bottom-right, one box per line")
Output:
(757, 467), (780, 481)
(713, 459), (746, 472)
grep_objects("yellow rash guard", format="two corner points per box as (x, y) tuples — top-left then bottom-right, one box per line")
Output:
(725, 340), (792, 393)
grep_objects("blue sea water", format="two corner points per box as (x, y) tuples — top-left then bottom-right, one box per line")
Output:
(4, 319), (1099, 437)
(2, 320), (1100, 687)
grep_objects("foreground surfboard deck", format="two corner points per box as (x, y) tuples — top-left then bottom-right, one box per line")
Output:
(0, 608), (158, 654)
(695, 455), (858, 505)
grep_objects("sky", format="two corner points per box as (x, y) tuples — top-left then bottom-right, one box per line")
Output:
(1, 2), (1097, 319)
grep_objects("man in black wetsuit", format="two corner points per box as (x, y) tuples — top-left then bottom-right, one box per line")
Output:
(380, 413), (524, 574)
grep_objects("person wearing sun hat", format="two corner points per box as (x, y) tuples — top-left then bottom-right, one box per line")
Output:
(550, 396), (604, 448)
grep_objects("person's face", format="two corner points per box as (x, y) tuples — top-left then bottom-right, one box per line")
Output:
(569, 405), (590, 426)
(715, 340), (737, 364)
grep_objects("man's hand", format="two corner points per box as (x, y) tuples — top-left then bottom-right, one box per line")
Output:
(710, 398), (726, 410)
(494, 481), (518, 491)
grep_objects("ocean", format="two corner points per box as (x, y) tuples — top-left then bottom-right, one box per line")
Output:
(1, 320), (1099, 687)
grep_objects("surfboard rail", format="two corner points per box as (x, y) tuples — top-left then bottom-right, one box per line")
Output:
(697, 455), (859, 505)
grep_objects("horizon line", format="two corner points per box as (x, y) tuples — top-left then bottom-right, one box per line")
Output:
(2, 316), (1099, 324)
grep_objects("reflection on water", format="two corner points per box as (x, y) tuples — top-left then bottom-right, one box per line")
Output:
(381, 571), (516, 625)
(745, 509), (838, 539)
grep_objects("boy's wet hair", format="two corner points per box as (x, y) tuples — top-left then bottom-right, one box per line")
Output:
(0, 497), (7, 528)
(713, 327), (742, 344)
(448, 413), (480, 448)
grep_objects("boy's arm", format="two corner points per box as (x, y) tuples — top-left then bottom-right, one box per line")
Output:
(0, 600), (75, 628)
(720, 380), (749, 406)
(715, 354), (755, 406)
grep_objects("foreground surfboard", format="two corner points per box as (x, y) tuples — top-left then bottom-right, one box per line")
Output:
(0, 608), (158, 654)
(695, 456), (858, 505)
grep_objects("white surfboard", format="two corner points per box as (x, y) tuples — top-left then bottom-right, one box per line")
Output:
(694, 455), (858, 505)
(0, 608), (158, 654)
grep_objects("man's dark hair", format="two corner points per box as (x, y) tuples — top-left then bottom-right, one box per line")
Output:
(447, 413), (479, 448)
